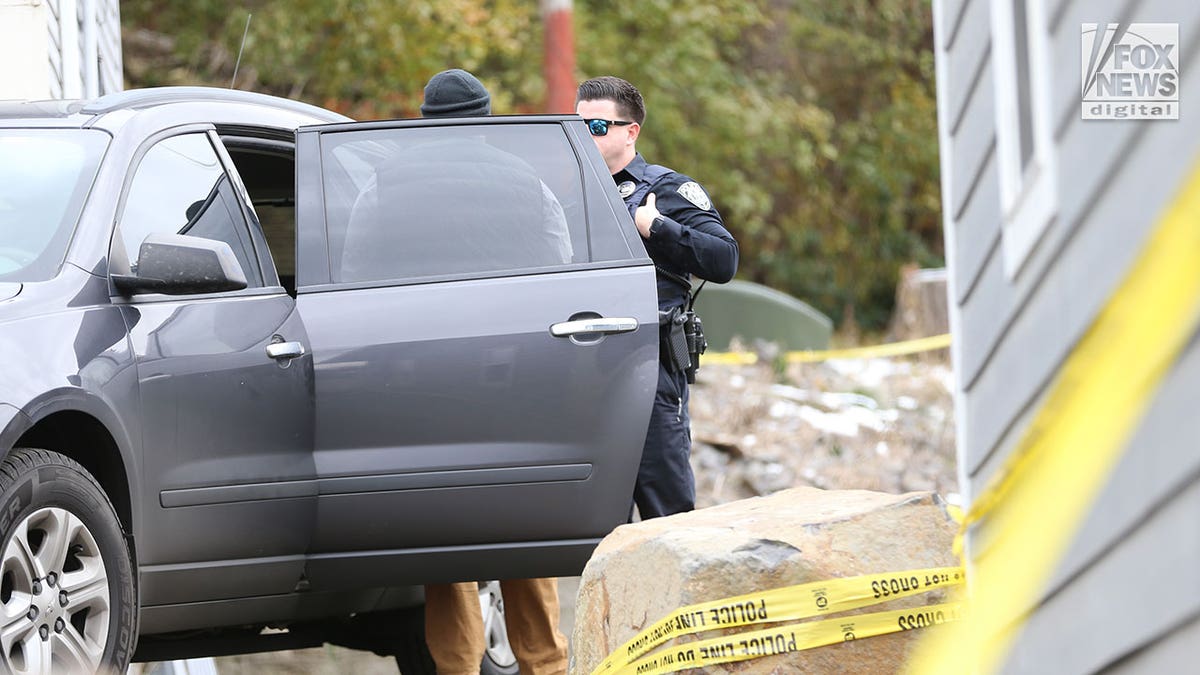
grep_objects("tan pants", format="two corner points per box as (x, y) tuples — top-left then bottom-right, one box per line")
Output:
(425, 578), (568, 675)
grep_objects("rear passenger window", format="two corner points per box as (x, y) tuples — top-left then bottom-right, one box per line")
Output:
(321, 124), (586, 283)
(114, 133), (264, 288)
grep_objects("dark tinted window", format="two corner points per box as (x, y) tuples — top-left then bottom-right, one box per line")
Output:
(321, 124), (586, 283)
(115, 134), (263, 287)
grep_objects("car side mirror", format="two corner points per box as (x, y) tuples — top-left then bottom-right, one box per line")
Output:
(112, 233), (248, 296)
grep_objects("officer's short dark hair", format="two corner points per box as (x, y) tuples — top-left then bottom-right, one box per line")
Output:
(576, 76), (646, 125)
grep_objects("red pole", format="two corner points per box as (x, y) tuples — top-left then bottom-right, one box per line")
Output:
(543, 0), (576, 113)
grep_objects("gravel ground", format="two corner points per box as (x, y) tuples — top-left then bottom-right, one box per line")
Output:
(160, 350), (958, 673)
(690, 352), (959, 508)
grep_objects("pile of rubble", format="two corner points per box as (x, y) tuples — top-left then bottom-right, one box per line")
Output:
(688, 348), (959, 509)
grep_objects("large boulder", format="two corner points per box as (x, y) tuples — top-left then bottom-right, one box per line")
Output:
(569, 487), (958, 674)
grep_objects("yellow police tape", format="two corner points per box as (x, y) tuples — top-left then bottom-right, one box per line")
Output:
(702, 333), (951, 366)
(591, 566), (965, 675)
(625, 601), (966, 675)
(906, 159), (1200, 674)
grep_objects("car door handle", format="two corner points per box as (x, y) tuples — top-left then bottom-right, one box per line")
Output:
(266, 341), (306, 360)
(549, 317), (639, 337)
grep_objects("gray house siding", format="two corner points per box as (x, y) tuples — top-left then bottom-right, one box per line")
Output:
(1107, 618), (1200, 675)
(1005, 477), (1200, 673)
(934, 0), (1200, 671)
(1004, 340), (1200, 672)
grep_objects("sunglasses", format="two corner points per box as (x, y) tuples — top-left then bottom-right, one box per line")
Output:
(584, 118), (634, 136)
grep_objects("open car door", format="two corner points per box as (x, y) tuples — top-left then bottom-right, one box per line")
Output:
(293, 116), (658, 588)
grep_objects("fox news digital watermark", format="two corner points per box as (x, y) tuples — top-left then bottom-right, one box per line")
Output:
(1082, 23), (1178, 120)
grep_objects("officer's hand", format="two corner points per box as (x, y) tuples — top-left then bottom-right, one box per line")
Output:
(634, 192), (660, 239)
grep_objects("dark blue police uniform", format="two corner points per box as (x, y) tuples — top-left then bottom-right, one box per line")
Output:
(615, 153), (738, 519)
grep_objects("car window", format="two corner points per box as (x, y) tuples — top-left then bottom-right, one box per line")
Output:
(0, 130), (108, 282)
(320, 124), (586, 284)
(114, 133), (264, 288)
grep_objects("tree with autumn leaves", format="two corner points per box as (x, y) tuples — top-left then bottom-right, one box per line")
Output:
(122, 0), (941, 331)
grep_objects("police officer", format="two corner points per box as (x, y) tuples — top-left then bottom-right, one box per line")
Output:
(576, 76), (739, 519)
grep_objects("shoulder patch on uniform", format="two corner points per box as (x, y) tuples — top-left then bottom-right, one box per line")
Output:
(617, 180), (636, 198)
(677, 181), (712, 210)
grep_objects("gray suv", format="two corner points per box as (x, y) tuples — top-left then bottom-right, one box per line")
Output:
(0, 87), (657, 673)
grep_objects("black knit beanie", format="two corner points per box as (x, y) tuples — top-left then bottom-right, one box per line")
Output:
(420, 69), (492, 117)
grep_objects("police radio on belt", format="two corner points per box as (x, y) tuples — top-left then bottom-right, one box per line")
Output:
(658, 270), (708, 384)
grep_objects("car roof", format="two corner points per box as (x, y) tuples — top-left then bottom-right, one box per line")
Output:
(0, 86), (351, 127)
(80, 87), (350, 122)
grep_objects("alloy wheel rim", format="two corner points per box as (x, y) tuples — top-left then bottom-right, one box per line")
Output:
(479, 582), (518, 668)
(0, 507), (110, 674)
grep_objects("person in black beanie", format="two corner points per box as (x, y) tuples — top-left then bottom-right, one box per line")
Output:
(339, 69), (571, 282)
(419, 68), (492, 117)
(416, 70), (569, 675)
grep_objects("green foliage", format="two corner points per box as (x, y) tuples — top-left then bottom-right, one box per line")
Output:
(123, 0), (546, 118)
(121, 0), (942, 329)
(574, 0), (943, 329)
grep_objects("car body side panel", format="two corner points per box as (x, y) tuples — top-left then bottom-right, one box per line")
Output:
(297, 266), (657, 585)
(123, 291), (317, 606)
(0, 270), (136, 408)
(89, 115), (323, 607)
(0, 268), (141, 505)
(304, 539), (605, 594)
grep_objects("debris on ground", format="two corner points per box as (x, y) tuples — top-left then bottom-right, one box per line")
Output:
(688, 349), (958, 509)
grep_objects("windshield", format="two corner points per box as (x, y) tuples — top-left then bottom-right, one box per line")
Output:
(0, 129), (109, 281)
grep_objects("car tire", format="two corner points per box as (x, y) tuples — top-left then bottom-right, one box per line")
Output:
(392, 618), (437, 675)
(0, 448), (137, 674)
